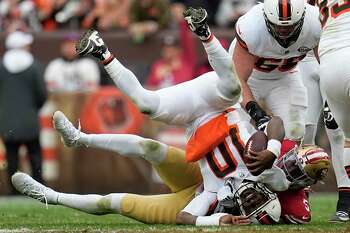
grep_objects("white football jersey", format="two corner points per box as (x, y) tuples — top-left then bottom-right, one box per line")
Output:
(234, 3), (321, 78)
(197, 111), (255, 192)
(317, 0), (350, 56)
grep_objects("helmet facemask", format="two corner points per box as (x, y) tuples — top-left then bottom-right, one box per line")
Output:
(234, 181), (281, 224)
(264, 10), (305, 48)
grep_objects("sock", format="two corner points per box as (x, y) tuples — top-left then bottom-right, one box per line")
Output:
(336, 191), (350, 213)
(104, 58), (159, 115)
(79, 133), (167, 164)
(57, 193), (126, 214)
(303, 124), (317, 145)
(202, 36), (240, 100)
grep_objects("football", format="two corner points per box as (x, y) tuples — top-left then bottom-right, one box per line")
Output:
(243, 131), (268, 175)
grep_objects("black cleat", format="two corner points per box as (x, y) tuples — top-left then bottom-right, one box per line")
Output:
(183, 7), (211, 41)
(75, 28), (110, 60)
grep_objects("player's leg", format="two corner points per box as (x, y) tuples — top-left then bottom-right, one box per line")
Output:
(265, 73), (307, 143)
(11, 172), (197, 223)
(277, 189), (311, 224)
(76, 29), (159, 116)
(298, 58), (322, 145)
(76, 29), (236, 126)
(320, 49), (350, 222)
(184, 7), (241, 104)
(53, 111), (202, 192)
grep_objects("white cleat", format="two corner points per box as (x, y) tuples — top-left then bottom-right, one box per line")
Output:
(329, 211), (350, 223)
(11, 172), (58, 205)
(53, 111), (81, 147)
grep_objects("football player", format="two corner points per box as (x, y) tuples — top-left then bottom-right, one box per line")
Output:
(12, 111), (330, 226)
(315, 0), (350, 222)
(230, 0), (321, 144)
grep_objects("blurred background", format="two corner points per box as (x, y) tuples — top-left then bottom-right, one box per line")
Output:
(0, 0), (334, 196)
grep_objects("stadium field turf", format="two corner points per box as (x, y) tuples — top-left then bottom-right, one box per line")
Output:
(0, 194), (349, 233)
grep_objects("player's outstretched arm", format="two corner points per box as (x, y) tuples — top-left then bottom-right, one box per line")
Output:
(75, 29), (159, 116)
(176, 211), (250, 226)
(183, 7), (241, 103)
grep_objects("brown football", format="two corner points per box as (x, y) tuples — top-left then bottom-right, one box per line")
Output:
(244, 131), (268, 175)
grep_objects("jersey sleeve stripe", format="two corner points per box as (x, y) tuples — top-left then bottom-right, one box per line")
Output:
(235, 27), (248, 50)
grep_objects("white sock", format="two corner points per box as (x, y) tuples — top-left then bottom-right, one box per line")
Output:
(202, 36), (240, 100)
(303, 124), (317, 145)
(104, 58), (159, 115)
(78, 133), (167, 164)
(326, 128), (350, 188)
(57, 193), (126, 214)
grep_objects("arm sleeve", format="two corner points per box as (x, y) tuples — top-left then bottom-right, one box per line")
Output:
(182, 191), (217, 216)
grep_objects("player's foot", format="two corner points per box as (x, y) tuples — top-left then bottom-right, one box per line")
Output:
(183, 7), (211, 41)
(75, 28), (111, 61)
(329, 211), (349, 223)
(11, 172), (58, 205)
(53, 111), (82, 147)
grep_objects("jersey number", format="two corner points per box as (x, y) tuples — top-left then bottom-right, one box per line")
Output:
(254, 55), (306, 73)
(206, 127), (244, 178)
(318, 0), (350, 26)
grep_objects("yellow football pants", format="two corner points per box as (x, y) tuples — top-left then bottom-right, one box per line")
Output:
(120, 146), (202, 224)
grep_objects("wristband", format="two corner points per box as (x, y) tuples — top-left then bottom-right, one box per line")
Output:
(195, 213), (229, 226)
(267, 139), (281, 157)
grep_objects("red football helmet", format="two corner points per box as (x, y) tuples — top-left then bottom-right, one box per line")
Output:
(276, 145), (331, 189)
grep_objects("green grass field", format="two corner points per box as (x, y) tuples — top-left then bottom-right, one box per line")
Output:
(0, 194), (349, 233)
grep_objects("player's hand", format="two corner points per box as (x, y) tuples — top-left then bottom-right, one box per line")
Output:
(246, 149), (276, 176)
(219, 215), (251, 226)
(183, 7), (211, 41)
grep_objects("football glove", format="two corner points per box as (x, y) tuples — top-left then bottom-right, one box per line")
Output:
(183, 7), (211, 41)
(245, 101), (271, 131)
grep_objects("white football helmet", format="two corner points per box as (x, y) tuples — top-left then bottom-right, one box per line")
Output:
(276, 145), (331, 189)
(234, 181), (281, 224)
(263, 0), (306, 47)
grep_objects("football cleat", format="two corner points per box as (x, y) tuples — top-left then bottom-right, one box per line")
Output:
(53, 111), (82, 147)
(183, 7), (211, 41)
(75, 28), (110, 60)
(11, 172), (58, 205)
(329, 211), (349, 223)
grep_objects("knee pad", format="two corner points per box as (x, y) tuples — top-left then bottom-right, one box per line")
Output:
(286, 121), (305, 141)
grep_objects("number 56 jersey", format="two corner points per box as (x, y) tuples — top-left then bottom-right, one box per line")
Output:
(234, 3), (321, 79)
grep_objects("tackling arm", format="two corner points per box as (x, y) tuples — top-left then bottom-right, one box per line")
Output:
(233, 41), (271, 129)
(233, 41), (256, 107)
